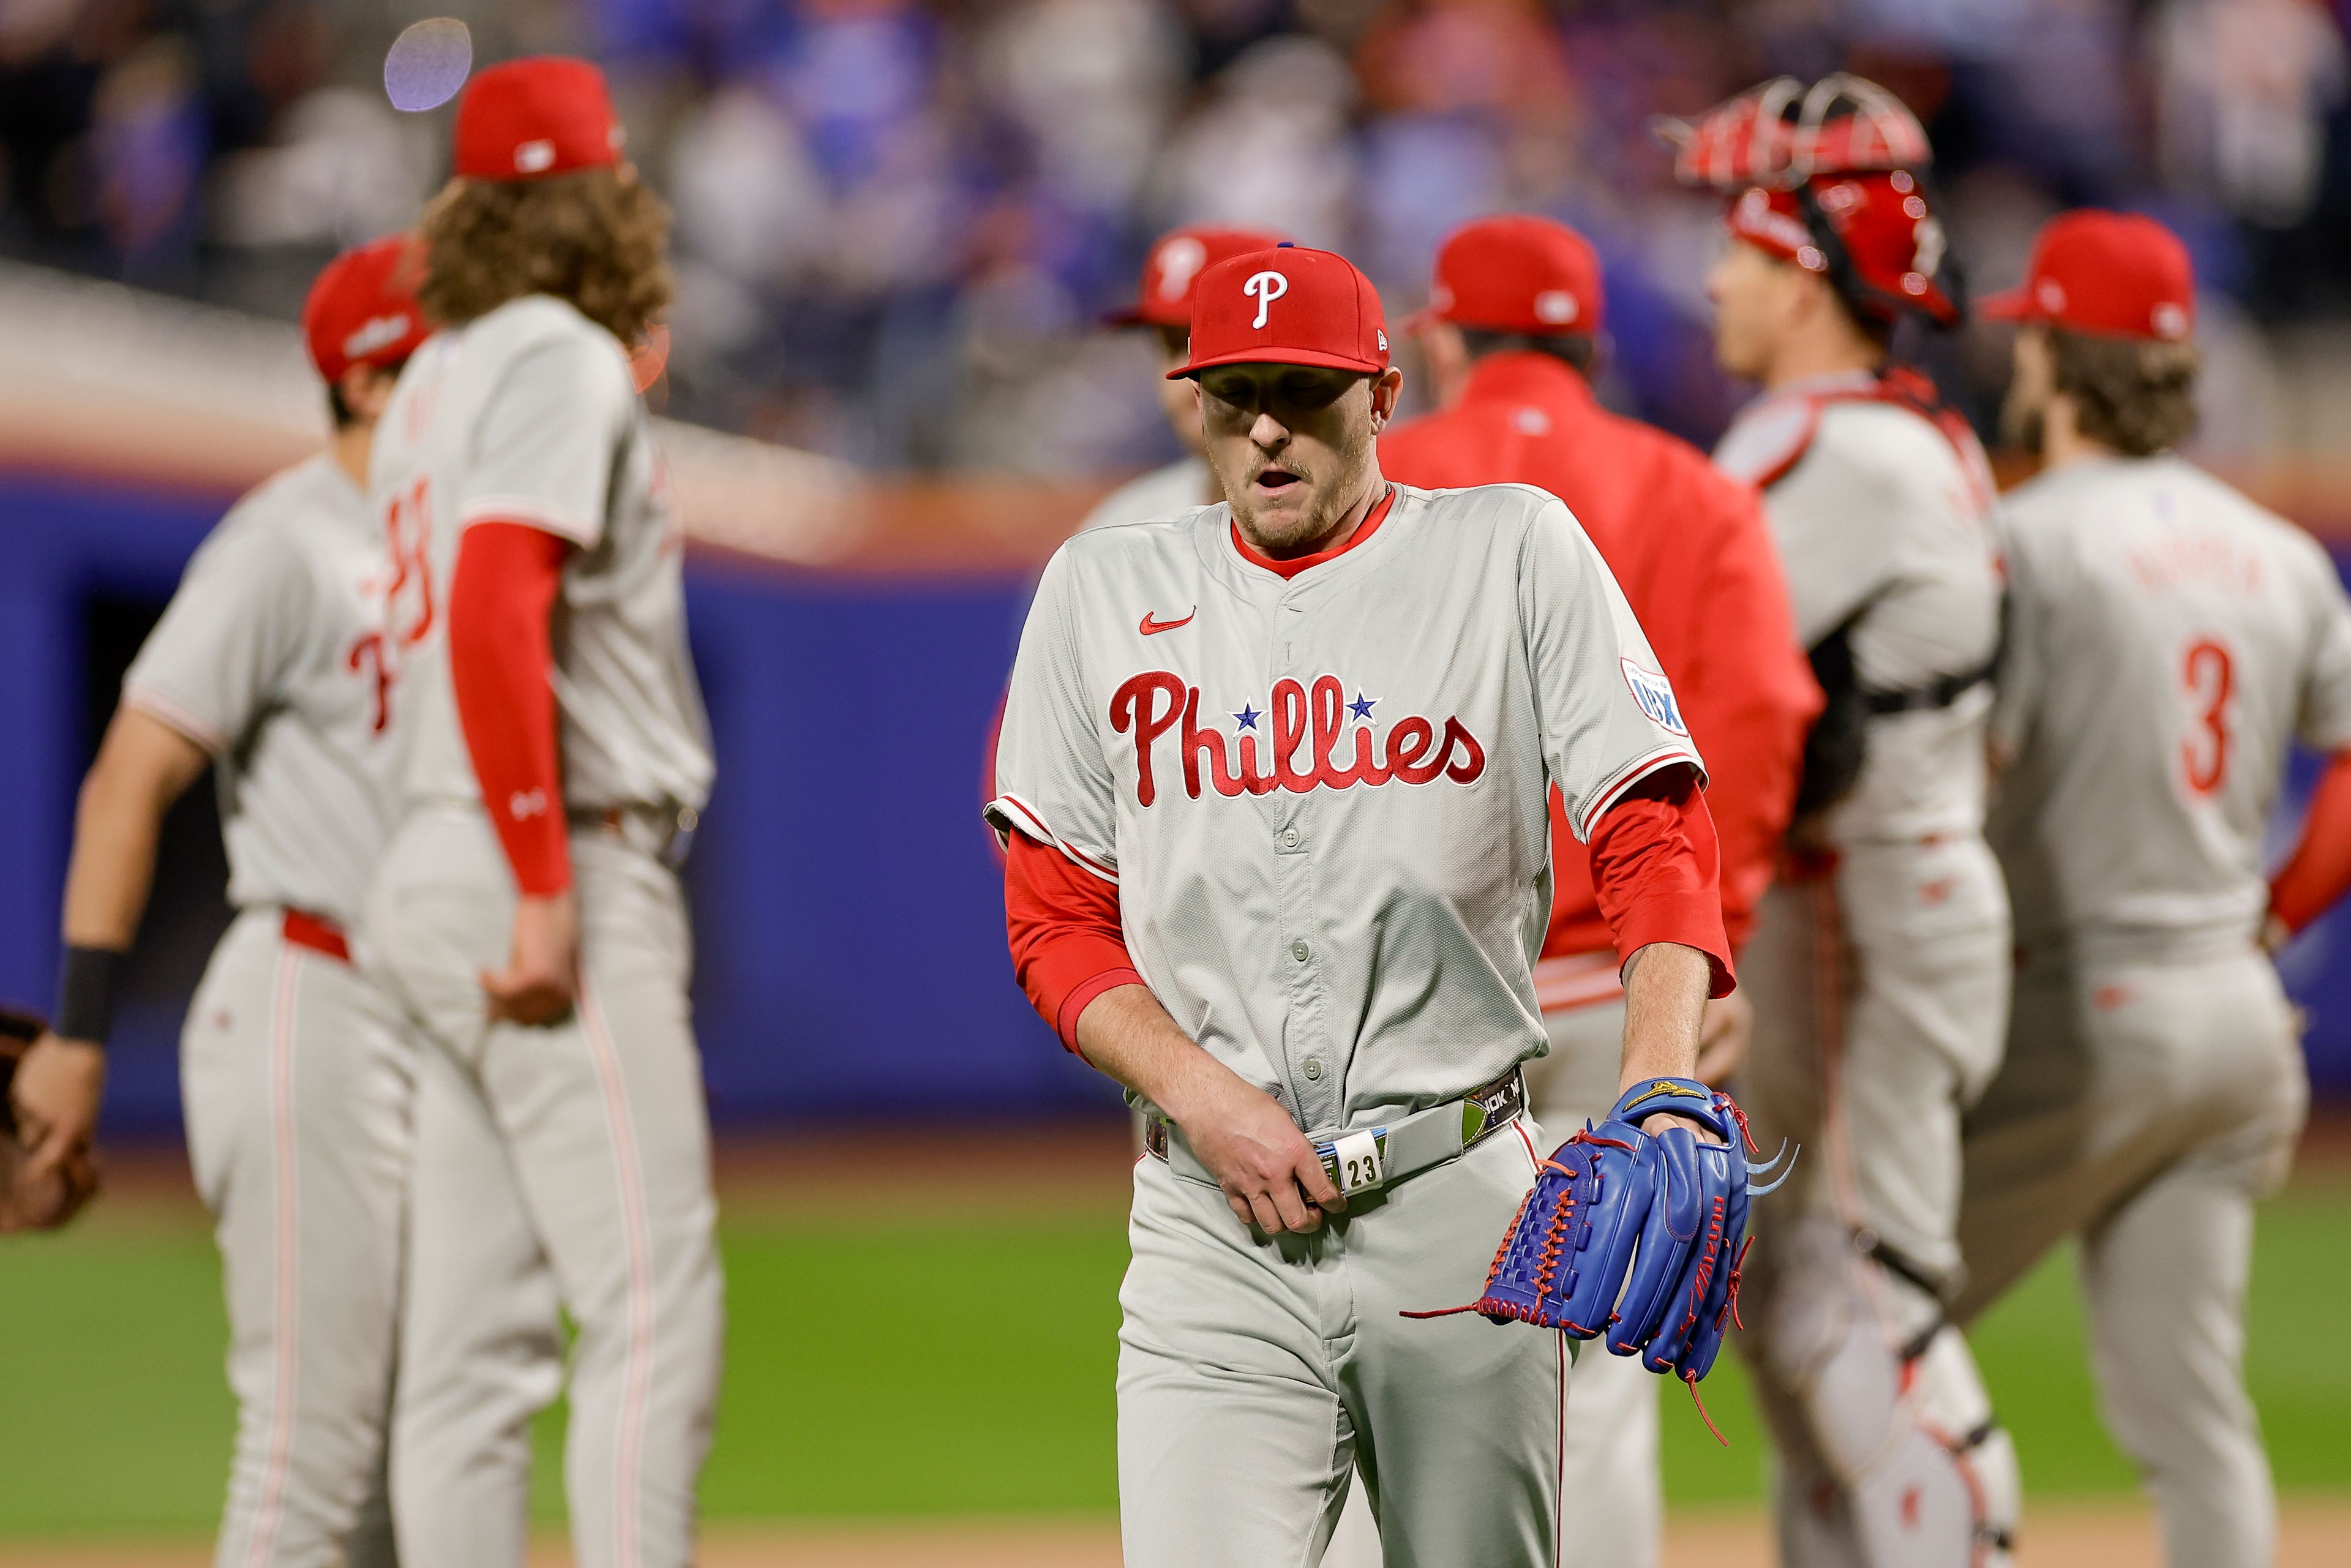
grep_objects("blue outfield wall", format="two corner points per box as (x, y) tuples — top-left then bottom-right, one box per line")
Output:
(2, 473), (2347, 1138)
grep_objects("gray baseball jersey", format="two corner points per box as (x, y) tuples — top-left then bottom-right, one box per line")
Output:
(124, 452), (399, 928)
(1079, 456), (1214, 533)
(1717, 376), (2003, 844)
(1990, 452), (2351, 953)
(986, 482), (1702, 1130)
(369, 294), (712, 817)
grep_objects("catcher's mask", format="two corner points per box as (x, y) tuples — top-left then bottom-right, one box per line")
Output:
(1656, 73), (1965, 330)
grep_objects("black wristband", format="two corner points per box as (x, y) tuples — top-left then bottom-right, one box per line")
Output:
(54, 945), (127, 1048)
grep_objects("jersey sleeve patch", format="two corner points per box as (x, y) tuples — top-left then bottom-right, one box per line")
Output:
(1620, 659), (1690, 737)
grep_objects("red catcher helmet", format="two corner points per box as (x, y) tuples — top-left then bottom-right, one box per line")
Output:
(1659, 74), (1962, 328)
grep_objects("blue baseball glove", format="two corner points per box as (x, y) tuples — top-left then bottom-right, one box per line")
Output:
(1406, 1077), (1792, 1431)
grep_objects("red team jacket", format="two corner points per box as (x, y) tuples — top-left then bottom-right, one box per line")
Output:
(1382, 352), (1820, 1008)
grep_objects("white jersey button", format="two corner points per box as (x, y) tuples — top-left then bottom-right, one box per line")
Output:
(1291, 940), (1310, 962)
(1303, 1057), (1323, 1081)
(1280, 827), (1300, 848)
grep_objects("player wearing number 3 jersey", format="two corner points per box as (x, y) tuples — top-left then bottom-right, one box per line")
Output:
(990, 246), (1735, 1566)
(1962, 211), (2351, 1568)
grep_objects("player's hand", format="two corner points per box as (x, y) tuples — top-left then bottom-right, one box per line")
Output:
(1694, 988), (1752, 1082)
(482, 891), (580, 1027)
(0, 1138), (98, 1232)
(1171, 1070), (1344, 1236)
(12, 1033), (106, 1189)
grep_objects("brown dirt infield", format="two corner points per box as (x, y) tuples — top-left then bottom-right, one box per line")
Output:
(4, 1501), (2347, 1567)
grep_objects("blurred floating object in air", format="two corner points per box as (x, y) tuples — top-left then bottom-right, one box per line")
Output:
(384, 18), (472, 113)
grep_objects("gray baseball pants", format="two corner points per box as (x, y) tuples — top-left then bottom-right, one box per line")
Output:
(183, 907), (416, 1568)
(1958, 940), (2306, 1567)
(364, 806), (724, 1568)
(1118, 1115), (1567, 1568)
(1316, 1000), (1658, 1568)
(1735, 833), (2014, 1564)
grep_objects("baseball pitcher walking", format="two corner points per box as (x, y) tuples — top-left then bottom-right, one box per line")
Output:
(1380, 213), (1820, 1568)
(1665, 76), (2022, 1565)
(12, 239), (429, 1566)
(1962, 211), (2351, 1567)
(361, 58), (721, 1568)
(1087, 223), (1404, 1567)
(990, 244), (1738, 1566)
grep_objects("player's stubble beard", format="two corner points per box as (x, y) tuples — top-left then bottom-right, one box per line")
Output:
(1215, 386), (1381, 559)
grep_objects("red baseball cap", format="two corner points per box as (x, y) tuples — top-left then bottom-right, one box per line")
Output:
(1408, 214), (1604, 336)
(1979, 210), (2195, 342)
(1727, 171), (1958, 328)
(1167, 246), (1390, 379)
(1106, 224), (1292, 328)
(453, 57), (624, 183)
(302, 236), (430, 383)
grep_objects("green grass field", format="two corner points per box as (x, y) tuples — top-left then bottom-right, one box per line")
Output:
(2, 1173), (2345, 1536)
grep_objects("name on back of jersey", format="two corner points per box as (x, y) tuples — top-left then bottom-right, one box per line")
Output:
(1111, 670), (1487, 806)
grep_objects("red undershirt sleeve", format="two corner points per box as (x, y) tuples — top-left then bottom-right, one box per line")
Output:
(2270, 749), (2351, 936)
(1588, 765), (1736, 999)
(1003, 831), (1142, 1057)
(449, 520), (574, 898)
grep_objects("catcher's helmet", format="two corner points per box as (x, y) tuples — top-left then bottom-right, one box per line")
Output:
(1657, 74), (1963, 329)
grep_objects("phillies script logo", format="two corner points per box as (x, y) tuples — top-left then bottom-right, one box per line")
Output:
(1111, 672), (1485, 806)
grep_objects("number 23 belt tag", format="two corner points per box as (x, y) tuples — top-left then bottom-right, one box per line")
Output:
(1318, 1128), (1389, 1197)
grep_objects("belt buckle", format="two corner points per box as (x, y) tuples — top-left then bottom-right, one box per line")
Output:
(1316, 1127), (1389, 1196)
(1461, 1067), (1526, 1147)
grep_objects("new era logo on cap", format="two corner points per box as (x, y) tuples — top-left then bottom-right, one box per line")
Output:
(1168, 247), (1391, 380)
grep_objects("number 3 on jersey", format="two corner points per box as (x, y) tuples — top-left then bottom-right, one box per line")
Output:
(2181, 636), (2235, 799)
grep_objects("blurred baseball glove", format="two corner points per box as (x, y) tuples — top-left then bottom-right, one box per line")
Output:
(0, 1005), (102, 1232)
(1406, 1077), (1793, 1437)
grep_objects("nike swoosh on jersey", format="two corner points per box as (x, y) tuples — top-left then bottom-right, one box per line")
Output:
(1139, 609), (1196, 636)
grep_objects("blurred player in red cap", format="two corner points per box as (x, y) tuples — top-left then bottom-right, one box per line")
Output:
(1082, 223), (1292, 530)
(1961, 209), (2351, 1567)
(992, 241), (1738, 1564)
(1379, 212), (1820, 1568)
(1662, 75), (2020, 1567)
(10, 236), (427, 1563)
(363, 56), (720, 1568)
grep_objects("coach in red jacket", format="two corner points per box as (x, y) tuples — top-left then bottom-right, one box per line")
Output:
(1380, 214), (1819, 1568)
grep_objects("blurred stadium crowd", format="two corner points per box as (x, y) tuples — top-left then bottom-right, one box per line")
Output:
(3, 0), (2347, 473)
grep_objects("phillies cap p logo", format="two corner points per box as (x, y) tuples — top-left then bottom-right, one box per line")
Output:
(1155, 237), (1208, 301)
(1243, 270), (1289, 329)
